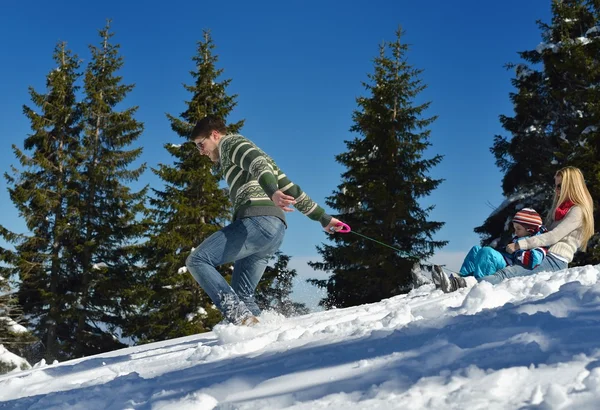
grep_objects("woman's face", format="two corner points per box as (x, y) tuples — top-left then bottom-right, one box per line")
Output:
(555, 174), (563, 195)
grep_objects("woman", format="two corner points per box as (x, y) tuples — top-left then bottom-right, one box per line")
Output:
(436, 166), (595, 292)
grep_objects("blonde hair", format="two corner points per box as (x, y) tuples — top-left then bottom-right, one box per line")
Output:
(548, 166), (595, 251)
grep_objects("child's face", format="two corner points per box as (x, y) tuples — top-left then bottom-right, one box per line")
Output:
(513, 223), (529, 238)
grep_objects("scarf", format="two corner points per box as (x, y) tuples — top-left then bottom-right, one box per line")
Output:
(555, 200), (575, 221)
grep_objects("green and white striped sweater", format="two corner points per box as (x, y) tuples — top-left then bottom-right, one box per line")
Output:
(218, 134), (332, 227)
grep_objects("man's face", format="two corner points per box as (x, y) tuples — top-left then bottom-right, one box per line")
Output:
(194, 130), (219, 162)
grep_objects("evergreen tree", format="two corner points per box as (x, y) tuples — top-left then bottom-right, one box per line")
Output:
(1, 23), (148, 361)
(0, 42), (83, 362)
(255, 252), (309, 317)
(0, 269), (36, 373)
(309, 28), (446, 308)
(477, 0), (600, 264)
(68, 21), (148, 357)
(126, 30), (244, 343)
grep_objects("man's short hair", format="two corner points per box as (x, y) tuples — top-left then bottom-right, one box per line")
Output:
(190, 116), (227, 140)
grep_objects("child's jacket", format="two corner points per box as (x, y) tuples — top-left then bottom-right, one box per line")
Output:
(460, 226), (548, 279)
(503, 226), (548, 269)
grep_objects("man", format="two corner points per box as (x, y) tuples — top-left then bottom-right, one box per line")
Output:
(186, 116), (345, 325)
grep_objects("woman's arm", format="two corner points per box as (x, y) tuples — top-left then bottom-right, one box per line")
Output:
(517, 206), (582, 250)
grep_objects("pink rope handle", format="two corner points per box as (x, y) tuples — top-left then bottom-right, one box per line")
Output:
(335, 222), (351, 233)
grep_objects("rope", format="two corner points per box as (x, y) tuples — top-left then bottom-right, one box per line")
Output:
(347, 230), (414, 258)
(346, 229), (459, 275)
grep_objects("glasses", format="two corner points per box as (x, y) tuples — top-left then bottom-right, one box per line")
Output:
(555, 184), (561, 190)
(194, 135), (210, 152)
(193, 131), (213, 152)
(194, 138), (206, 151)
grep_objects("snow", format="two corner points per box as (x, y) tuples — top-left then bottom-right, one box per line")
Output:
(577, 37), (591, 46)
(515, 64), (534, 80)
(1, 264), (600, 409)
(525, 125), (538, 133)
(186, 307), (208, 322)
(0, 345), (30, 374)
(536, 42), (559, 54)
(586, 26), (600, 36)
(536, 32), (596, 54)
(4, 318), (28, 334)
(582, 126), (597, 135)
(559, 130), (568, 141)
(486, 191), (536, 219)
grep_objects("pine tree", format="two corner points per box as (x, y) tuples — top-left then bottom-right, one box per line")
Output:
(0, 42), (83, 362)
(255, 252), (309, 317)
(1, 23), (148, 361)
(0, 270), (36, 373)
(68, 21), (149, 357)
(126, 30), (244, 343)
(477, 0), (600, 263)
(309, 28), (446, 308)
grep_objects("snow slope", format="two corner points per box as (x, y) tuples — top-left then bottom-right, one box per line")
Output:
(1, 264), (600, 409)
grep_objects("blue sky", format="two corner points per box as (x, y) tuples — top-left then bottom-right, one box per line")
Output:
(0, 1), (552, 277)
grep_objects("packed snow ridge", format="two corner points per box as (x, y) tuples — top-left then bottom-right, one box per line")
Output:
(1, 264), (600, 409)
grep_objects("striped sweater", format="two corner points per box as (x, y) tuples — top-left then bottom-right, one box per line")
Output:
(218, 134), (332, 227)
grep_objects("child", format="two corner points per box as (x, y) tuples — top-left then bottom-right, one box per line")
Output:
(429, 208), (548, 292)
(459, 208), (548, 280)
(434, 167), (594, 293)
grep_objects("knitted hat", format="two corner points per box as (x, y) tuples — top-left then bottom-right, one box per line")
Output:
(513, 208), (543, 232)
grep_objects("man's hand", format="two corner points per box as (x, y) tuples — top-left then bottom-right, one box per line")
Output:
(324, 217), (345, 234)
(505, 243), (518, 254)
(271, 190), (296, 212)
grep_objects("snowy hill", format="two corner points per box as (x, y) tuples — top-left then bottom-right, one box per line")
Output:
(1, 265), (600, 410)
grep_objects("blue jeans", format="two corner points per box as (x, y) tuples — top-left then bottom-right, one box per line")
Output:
(479, 253), (568, 285)
(186, 216), (285, 324)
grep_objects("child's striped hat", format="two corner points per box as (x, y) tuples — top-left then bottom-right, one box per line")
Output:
(513, 208), (543, 232)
